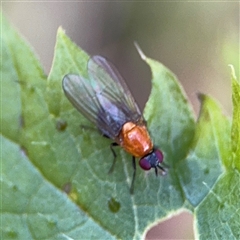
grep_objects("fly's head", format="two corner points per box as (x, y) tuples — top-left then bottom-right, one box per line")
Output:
(139, 148), (167, 176)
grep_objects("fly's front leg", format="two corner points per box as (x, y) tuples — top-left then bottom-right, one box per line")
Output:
(108, 142), (119, 174)
(130, 156), (136, 194)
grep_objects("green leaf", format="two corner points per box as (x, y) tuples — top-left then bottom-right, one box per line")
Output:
(1, 15), (46, 142)
(195, 170), (240, 239)
(178, 94), (231, 206)
(2, 15), (238, 239)
(47, 27), (89, 117)
(230, 65), (240, 170)
(1, 135), (113, 239)
(137, 44), (196, 163)
(45, 31), (196, 239)
(193, 66), (239, 240)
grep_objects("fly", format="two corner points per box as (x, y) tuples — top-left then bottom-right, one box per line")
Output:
(62, 55), (167, 193)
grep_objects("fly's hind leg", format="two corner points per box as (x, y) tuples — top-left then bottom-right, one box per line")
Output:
(130, 156), (136, 194)
(108, 142), (119, 174)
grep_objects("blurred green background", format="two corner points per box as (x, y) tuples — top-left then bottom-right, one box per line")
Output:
(3, 2), (239, 239)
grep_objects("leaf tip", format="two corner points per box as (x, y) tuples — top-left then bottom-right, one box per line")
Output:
(134, 41), (147, 61)
(57, 26), (66, 36)
(228, 64), (237, 81)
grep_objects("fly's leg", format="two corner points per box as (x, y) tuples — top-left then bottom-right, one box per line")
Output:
(108, 142), (119, 174)
(130, 156), (136, 194)
(79, 128), (119, 174)
(80, 124), (97, 131)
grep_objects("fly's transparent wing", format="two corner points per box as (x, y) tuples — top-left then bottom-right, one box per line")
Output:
(88, 56), (142, 122)
(62, 74), (103, 124)
(62, 55), (143, 139)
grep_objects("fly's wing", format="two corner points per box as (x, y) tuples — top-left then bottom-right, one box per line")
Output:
(62, 74), (103, 125)
(62, 55), (142, 139)
(88, 56), (143, 120)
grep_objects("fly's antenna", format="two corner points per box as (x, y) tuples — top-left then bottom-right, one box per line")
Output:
(157, 163), (168, 176)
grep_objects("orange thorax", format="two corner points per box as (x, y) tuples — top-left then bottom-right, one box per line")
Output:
(117, 122), (153, 158)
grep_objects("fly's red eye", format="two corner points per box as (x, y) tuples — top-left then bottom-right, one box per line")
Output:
(139, 158), (151, 170)
(155, 149), (164, 163)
